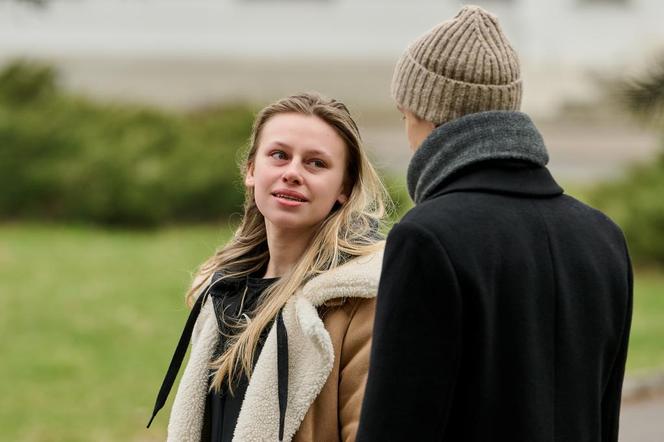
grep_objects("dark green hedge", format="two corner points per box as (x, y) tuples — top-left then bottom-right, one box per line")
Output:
(589, 151), (664, 265)
(0, 60), (254, 227)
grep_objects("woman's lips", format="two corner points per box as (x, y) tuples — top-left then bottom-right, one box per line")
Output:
(274, 195), (304, 207)
(272, 191), (308, 207)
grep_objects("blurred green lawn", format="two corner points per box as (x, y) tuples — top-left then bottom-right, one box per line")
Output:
(0, 223), (231, 441)
(0, 223), (662, 441)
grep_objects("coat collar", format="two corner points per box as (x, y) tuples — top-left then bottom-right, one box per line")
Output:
(299, 244), (385, 306)
(407, 111), (550, 204)
(428, 160), (564, 200)
(204, 242), (384, 306)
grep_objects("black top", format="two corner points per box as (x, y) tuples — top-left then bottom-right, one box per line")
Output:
(201, 275), (279, 442)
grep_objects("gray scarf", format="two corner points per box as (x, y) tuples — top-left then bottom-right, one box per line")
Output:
(406, 111), (549, 204)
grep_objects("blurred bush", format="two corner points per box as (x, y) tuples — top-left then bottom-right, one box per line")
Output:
(0, 60), (407, 228)
(381, 173), (412, 225)
(589, 57), (664, 265)
(0, 60), (253, 227)
(590, 153), (664, 264)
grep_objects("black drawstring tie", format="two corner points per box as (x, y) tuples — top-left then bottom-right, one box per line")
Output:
(276, 308), (289, 441)
(147, 273), (288, 441)
(146, 274), (224, 428)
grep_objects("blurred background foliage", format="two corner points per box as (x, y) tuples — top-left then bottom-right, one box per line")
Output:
(3, 58), (663, 264)
(0, 60), (252, 227)
(589, 57), (664, 266)
(0, 60), (412, 228)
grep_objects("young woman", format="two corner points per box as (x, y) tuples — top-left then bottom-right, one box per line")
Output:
(148, 92), (389, 441)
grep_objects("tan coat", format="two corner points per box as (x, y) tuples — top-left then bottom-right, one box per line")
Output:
(167, 247), (383, 442)
(293, 296), (376, 442)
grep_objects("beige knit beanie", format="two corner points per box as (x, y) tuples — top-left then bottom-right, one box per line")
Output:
(391, 5), (522, 126)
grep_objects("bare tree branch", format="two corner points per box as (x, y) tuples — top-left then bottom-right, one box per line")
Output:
(619, 55), (664, 122)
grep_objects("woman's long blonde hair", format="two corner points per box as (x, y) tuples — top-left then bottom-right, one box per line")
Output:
(186, 92), (389, 392)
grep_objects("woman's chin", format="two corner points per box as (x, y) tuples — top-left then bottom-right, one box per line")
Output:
(263, 212), (324, 233)
(264, 215), (311, 231)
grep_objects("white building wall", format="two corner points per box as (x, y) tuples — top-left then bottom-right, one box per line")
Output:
(0, 0), (662, 115)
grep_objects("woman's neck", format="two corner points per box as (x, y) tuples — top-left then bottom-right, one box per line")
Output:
(263, 223), (316, 278)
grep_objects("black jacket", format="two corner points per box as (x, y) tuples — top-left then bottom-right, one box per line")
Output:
(357, 160), (633, 441)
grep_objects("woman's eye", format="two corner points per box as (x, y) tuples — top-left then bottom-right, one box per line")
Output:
(270, 151), (287, 160)
(309, 159), (326, 168)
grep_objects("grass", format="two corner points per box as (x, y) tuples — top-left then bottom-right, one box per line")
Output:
(627, 270), (664, 374)
(0, 222), (662, 440)
(0, 223), (232, 441)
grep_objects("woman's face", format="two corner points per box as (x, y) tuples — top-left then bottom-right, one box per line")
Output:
(245, 113), (349, 233)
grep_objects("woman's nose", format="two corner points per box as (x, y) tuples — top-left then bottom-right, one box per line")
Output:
(282, 162), (303, 185)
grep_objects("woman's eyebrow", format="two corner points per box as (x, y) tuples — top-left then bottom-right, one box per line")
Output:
(270, 141), (333, 159)
(270, 140), (333, 161)
(270, 141), (292, 150)
(305, 149), (333, 159)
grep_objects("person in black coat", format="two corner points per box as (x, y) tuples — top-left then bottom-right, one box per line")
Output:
(356, 5), (633, 442)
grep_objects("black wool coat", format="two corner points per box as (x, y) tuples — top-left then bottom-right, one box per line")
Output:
(357, 160), (633, 442)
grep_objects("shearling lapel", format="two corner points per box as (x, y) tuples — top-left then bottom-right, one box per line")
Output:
(233, 247), (384, 442)
(300, 248), (384, 306)
(233, 295), (334, 441)
(167, 297), (218, 442)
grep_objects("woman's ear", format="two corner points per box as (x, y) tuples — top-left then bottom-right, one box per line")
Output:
(337, 178), (351, 205)
(245, 162), (255, 187)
